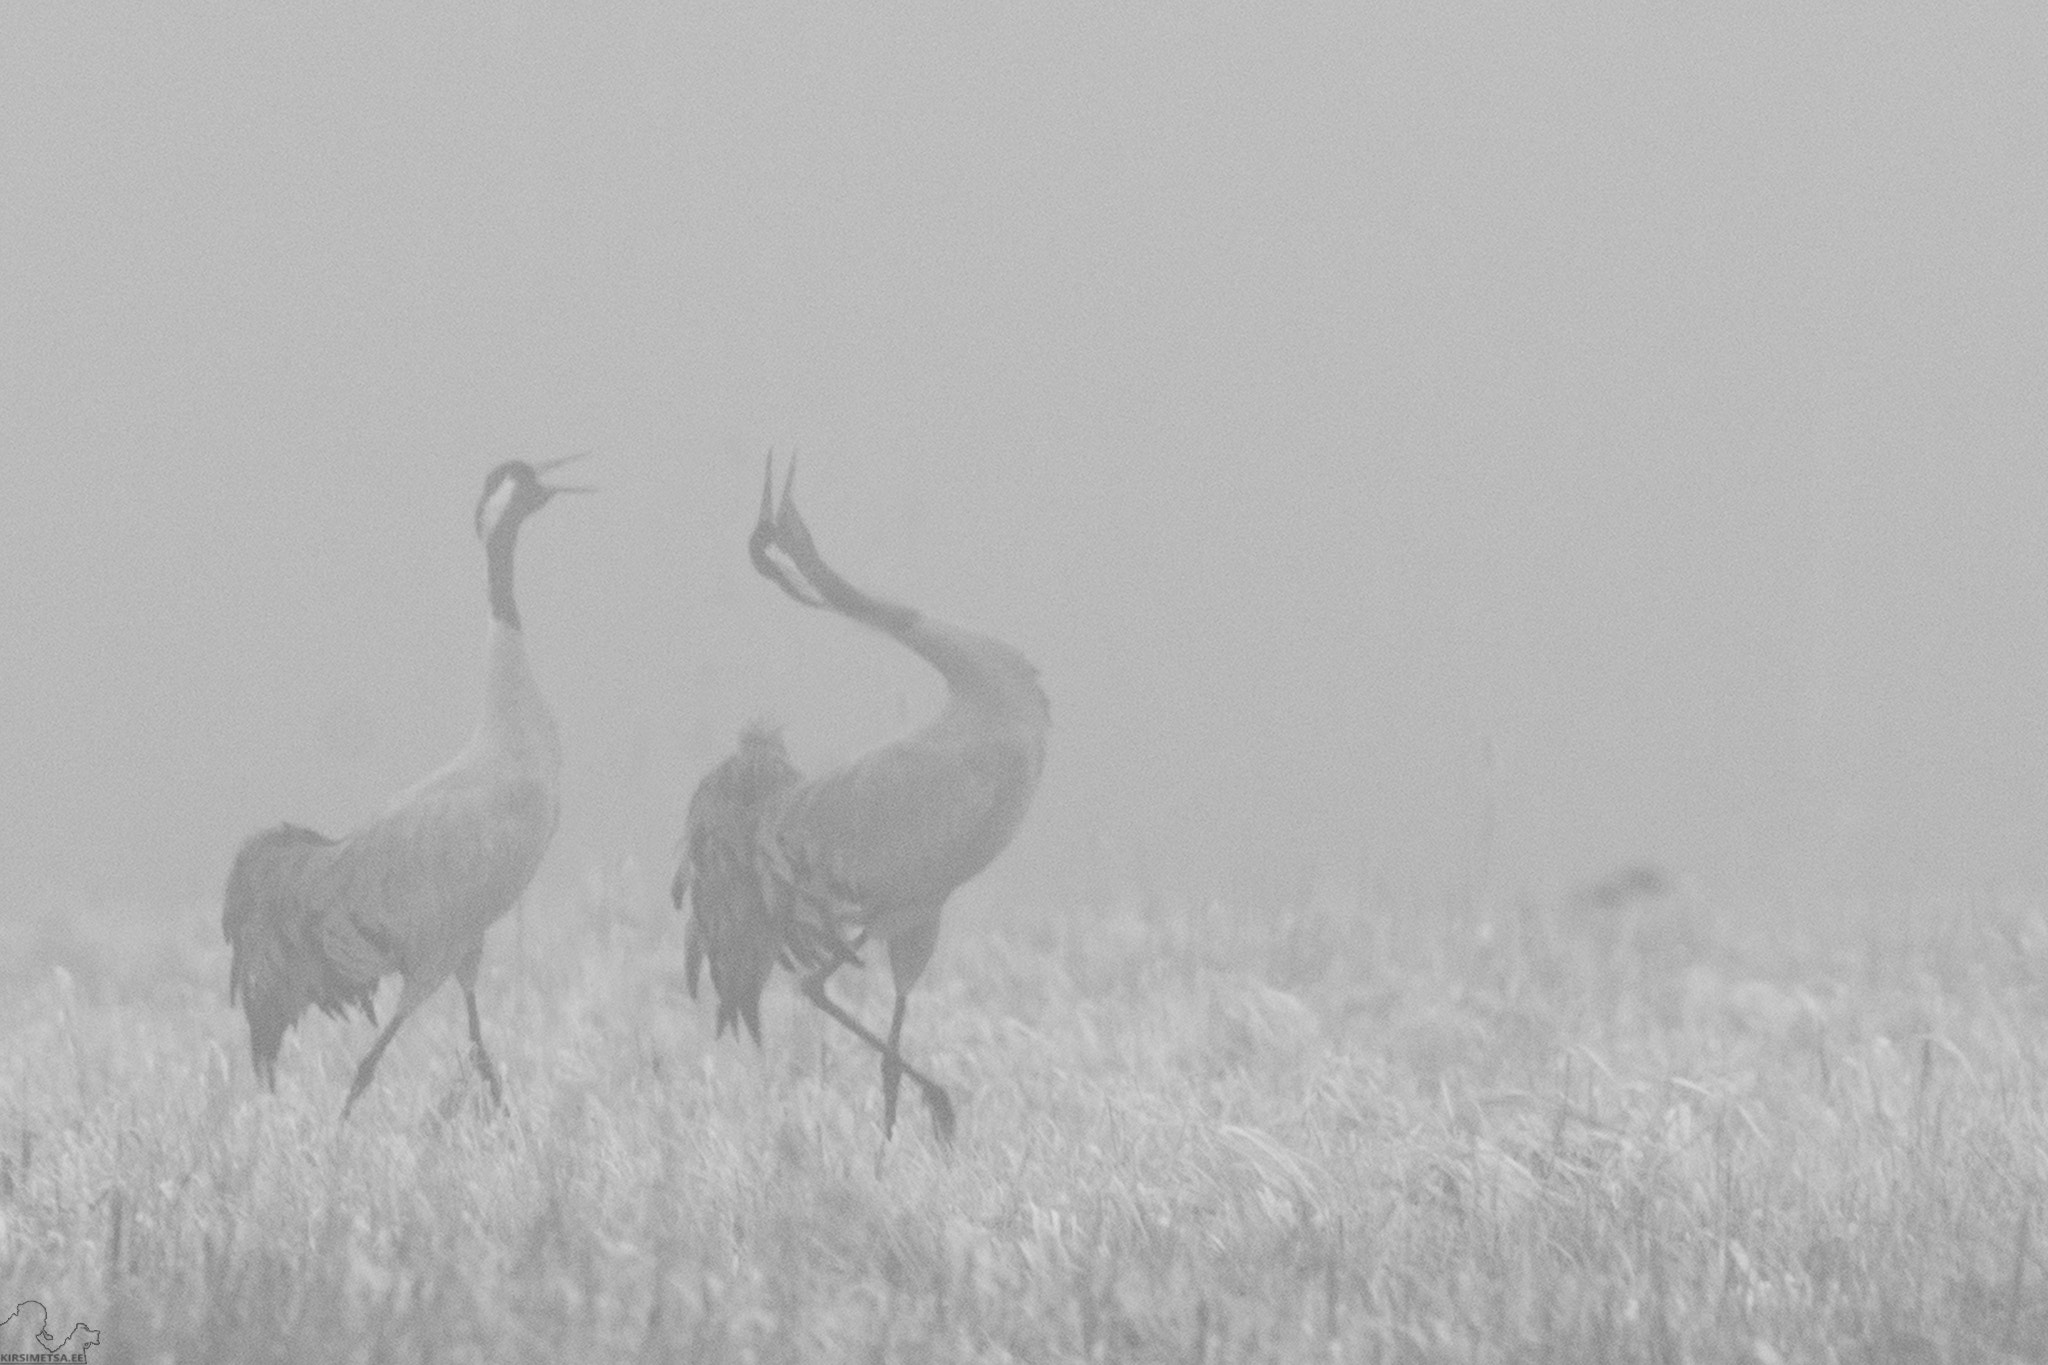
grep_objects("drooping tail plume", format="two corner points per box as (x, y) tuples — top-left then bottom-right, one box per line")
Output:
(222, 822), (375, 1088)
(674, 723), (802, 1043)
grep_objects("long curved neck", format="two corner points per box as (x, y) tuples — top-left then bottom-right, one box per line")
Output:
(484, 514), (526, 630)
(476, 512), (560, 768)
(794, 554), (971, 691)
(478, 617), (558, 761)
(815, 567), (1045, 730)
(901, 617), (1029, 719)
(779, 526), (1047, 729)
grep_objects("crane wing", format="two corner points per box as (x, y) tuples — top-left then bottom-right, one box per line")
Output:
(764, 734), (1038, 924)
(330, 768), (557, 979)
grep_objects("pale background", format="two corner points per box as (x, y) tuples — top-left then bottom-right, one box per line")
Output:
(3, 5), (2044, 918)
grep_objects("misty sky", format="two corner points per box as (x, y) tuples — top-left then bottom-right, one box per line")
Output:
(4, 4), (2045, 918)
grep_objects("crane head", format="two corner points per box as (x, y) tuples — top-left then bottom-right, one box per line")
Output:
(749, 451), (921, 634)
(476, 453), (595, 540)
(749, 451), (830, 609)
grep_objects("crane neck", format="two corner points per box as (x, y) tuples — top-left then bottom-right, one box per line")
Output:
(808, 575), (962, 688)
(475, 616), (560, 769)
(840, 589), (1046, 735)
(788, 538), (1049, 734)
(483, 511), (527, 631)
(475, 510), (560, 769)
(906, 617), (1050, 735)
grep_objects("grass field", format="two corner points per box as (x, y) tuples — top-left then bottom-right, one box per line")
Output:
(5, 863), (2048, 1363)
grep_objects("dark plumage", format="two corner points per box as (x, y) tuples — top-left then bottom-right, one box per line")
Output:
(673, 722), (802, 1044)
(223, 822), (367, 1088)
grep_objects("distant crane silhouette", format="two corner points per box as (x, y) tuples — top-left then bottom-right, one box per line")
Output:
(223, 457), (591, 1116)
(673, 455), (1049, 1143)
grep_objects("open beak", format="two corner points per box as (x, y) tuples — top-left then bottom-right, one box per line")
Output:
(535, 450), (597, 495)
(751, 451), (824, 607)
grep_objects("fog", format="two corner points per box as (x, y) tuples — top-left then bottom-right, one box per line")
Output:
(4, 5), (2045, 919)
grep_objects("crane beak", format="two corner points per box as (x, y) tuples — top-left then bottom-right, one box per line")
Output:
(744, 452), (914, 632)
(773, 453), (815, 549)
(751, 451), (825, 607)
(749, 449), (777, 550)
(535, 450), (596, 496)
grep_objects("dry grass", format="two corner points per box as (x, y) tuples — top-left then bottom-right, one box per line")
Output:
(5, 867), (2048, 1363)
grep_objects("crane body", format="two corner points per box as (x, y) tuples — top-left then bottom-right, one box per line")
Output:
(676, 456), (1047, 1143)
(224, 457), (589, 1115)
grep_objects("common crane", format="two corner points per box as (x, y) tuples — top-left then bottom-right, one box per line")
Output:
(673, 455), (1048, 1143)
(223, 456), (590, 1116)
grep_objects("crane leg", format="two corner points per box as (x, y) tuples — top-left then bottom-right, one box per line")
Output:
(341, 991), (420, 1119)
(463, 985), (505, 1110)
(881, 920), (939, 1143)
(456, 952), (505, 1111)
(881, 989), (910, 1140)
(797, 964), (955, 1146)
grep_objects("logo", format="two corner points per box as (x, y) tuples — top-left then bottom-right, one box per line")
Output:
(0, 1301), (99, 1360)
